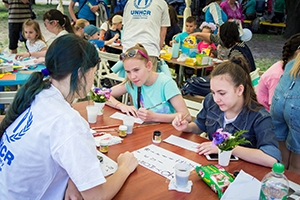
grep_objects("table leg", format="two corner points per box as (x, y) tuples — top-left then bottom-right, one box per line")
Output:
(178, 65), (183, 87)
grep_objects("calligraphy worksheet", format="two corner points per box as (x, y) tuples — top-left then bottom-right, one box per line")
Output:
(133, 144), (201, 180)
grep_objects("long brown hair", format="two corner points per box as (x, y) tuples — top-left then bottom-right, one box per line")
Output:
(211, 56), (262, 111)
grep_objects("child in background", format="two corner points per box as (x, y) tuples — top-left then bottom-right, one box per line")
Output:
(104, 15), (123, 54)
(172, 56), (281, 168)
(15, 19), (47, 60)
(72, 18), (90, 39)
(84, 24), (119, 49)
(172, 16), (198, 79)
(173, 16), (198, 48)
(197, 22), (217, 57)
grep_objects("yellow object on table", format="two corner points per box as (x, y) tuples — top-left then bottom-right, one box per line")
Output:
(185, 58), (196, 66)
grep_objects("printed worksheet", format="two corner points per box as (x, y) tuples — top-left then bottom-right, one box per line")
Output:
(133, 144), (201, 180)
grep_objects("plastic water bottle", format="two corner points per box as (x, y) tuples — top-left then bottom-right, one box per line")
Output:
(260, 163), (289, 200)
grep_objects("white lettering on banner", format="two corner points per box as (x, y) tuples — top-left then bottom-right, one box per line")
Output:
(0, 109), (33, 172)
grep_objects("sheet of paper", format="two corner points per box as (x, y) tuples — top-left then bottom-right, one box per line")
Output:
(0, 74), (16, 80)
(133, 144), (201, 180)
(97, 151), (118, 177)
(163, 135), (200, 152)
(110, 112), (143, 124)
(221, 170), (261, 200)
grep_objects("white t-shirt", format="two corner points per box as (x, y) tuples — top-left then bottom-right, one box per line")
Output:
(26, 39), (47, 53)
(122, 0), (170, 57)
(0, 85), (106, 199)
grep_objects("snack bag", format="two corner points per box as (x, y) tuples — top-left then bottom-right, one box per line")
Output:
(195, 164), (234, 199)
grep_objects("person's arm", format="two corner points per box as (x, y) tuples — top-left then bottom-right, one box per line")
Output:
(232, 146), (277, 167)
(64, 179), (83, 200)
(191, 32), (212, 44)
(160, 26), (167, 50)
(105, 82), (138, 117)
(137, 94), (191, 123)
(80, 151), (138, 200)
(104, 33), (119, 46)
(68, 1), (77, 22)
(15, 49), (47, 60)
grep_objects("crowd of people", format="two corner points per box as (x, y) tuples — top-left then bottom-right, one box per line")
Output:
(0, 0), (298, 199)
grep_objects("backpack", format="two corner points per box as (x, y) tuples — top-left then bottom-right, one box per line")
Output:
(181, 76), (211, 96)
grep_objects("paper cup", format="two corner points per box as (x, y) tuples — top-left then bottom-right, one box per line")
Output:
(175, 163), (190, 188)
(86, 105), (98, 123)
(123, 117), (134, 134)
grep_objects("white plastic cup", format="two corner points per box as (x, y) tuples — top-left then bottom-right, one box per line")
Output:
(175, 163), (190, 188)
(86, 105), (98, 123)
(123, 117), (134, 134)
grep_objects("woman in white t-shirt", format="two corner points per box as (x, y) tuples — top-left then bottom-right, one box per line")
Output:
(0, 34), (138, 200)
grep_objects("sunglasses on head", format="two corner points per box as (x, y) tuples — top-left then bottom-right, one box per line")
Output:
(119, 49), (148, 61)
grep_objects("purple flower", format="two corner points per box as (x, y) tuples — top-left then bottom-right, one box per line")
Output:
(90, 87), (112, 103)
(212, 132), (224, 145)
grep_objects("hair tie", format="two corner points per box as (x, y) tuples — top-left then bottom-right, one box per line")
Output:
(41, 68), (50, 76)
(231, 58), (241, 66)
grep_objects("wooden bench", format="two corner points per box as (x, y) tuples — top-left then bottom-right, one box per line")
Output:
(260, 21), (286, 28)
(243, 19), (286, 28)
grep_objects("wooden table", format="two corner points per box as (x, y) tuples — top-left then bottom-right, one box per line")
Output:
(73, 101), (300, 200)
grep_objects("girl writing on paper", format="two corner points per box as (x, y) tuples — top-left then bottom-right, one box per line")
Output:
(106, 43), (191, 123)
(15, 19), (47, 60)
(172, 56), (281, 167)
(0, 34), (138, 199)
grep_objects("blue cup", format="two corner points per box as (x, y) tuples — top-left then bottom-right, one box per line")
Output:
(172, 42), (180, 58)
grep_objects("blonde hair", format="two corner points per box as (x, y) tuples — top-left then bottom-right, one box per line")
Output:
(72, 18), (89, 31)
(22, 19), (46, 43)
(123, 43), (150, 87)
(290, 53), (300, 78)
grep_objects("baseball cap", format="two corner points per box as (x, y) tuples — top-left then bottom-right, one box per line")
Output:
(112, 15), (123, 24)
(84, 25), (100, 36)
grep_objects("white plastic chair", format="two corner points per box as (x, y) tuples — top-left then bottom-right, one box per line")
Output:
(96, 51), (128, 104)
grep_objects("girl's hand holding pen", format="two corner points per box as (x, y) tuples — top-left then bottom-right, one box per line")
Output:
(137, 108), (153, 122)
(172, 113), (189, 132)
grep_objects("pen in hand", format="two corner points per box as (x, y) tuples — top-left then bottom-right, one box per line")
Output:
(146, 101), (167, 110)
(179, 113), (189, 123)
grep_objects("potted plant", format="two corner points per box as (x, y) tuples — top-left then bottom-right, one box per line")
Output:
(89, 87), (112, 115)
(212, 128), (250, 166)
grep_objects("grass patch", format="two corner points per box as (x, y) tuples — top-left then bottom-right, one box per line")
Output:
(255, 57), (278, 71)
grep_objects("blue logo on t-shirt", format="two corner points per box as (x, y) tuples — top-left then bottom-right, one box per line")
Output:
(0, 109), (33, 171)
(134, 0), (152, 9)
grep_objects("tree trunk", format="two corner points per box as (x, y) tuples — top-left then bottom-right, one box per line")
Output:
(284, 0), (300, 39)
